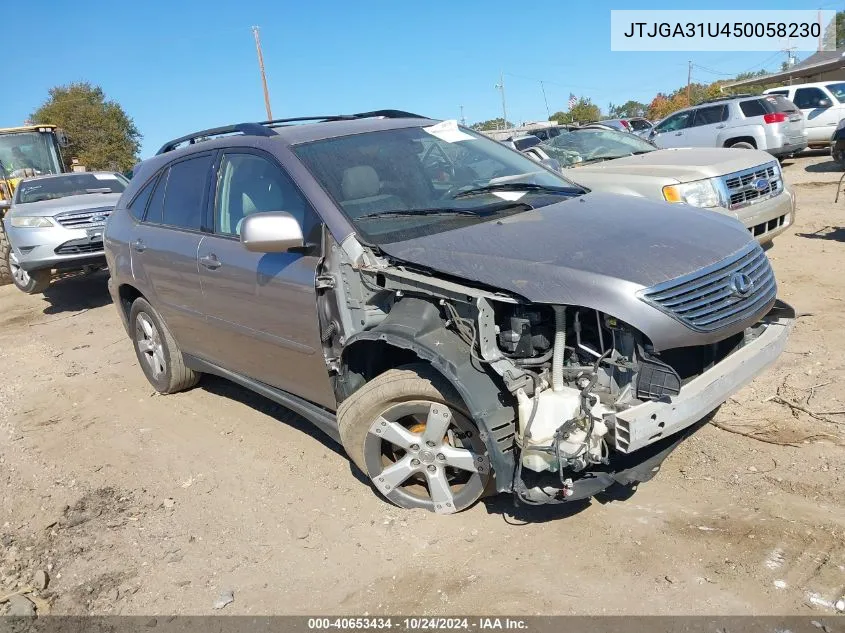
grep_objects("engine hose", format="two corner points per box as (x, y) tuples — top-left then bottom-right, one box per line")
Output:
(320, 321), (338, 343)
(551, 306), (566, 392)
(514, 346), (554, 366)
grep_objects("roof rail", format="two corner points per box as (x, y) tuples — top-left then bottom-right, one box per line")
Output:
(156, 123), (278, 155)
(261, 110), (426, 127)
(699, 93), (755, 104)
(156, 110), (428, 155)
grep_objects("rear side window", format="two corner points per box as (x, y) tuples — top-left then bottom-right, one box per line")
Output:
(739, 99), (767, 117)
(161, 154), (214, 230)
(145, 169), (169, 224)
(793, 87), (829, 109)
(826, 82), (845, 103)
(628, 119), (651, 131)
(692, 105), (727, 126)
(127, 176), (157, 221)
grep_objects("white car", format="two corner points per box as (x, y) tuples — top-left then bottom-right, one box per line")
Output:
(764, 82), (845, 147)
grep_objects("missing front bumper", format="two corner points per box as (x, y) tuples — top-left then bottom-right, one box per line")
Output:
(613, 300), (794, 454)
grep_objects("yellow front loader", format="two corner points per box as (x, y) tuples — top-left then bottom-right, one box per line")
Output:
(0, 124), (67, 286)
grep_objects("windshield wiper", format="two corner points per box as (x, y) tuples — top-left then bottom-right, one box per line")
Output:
(354, 208), (481, 220)
(452, 183), (583, 199)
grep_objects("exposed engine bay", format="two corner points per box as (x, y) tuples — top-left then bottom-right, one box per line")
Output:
(316, 234), (782, 505)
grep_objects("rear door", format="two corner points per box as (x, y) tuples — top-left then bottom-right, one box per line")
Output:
(792, 86), (838, 143)
(683, 104), (727, 147)
(196, 149), (335, 409)
(650, 110), (694, 148)
(130, 153), (215, 354)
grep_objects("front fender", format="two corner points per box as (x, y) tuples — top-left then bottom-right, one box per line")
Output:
(344, 298), (517, 492)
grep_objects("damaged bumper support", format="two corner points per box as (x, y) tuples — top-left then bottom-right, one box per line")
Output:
(519, 301), (794, 504)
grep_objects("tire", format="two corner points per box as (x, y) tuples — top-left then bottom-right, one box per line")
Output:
(337, 363), (492, 514)
(129, 297), (199, 394)
(0, 225), (11, 287)
(7, 249), (50, 294)
(729, 141), (755, 149)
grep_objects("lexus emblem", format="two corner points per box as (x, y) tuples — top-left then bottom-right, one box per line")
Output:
(730, 272), (754, 297)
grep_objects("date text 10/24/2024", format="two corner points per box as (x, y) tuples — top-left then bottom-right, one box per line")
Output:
(307, 618), (528, 630)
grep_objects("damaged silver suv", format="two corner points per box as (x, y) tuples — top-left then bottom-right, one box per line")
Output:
(105, 111), (794, 514)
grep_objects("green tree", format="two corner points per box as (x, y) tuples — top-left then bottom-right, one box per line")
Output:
(471, 118), (514, 131)
(609, 100), (647, 118)
(823, 10), (845, 49)
(30, 82), (141, 172)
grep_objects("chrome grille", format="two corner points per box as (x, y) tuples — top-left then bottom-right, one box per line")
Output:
(55, 207), (113, 229)
(639, 242), (777, 332)
(720, 162), (782, 210)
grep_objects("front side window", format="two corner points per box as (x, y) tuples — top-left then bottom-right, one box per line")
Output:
(293, 125), (584, 245)
(692, 105), (727, 126)
(159, 154), (213, 230)
(793, 87), (829, 109)
(14, 172), (127, 204)
(214, 153), (319, 241)
(656, 111), (692, 132)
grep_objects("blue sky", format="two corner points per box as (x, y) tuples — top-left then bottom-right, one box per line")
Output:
(2, 0), (841, 158)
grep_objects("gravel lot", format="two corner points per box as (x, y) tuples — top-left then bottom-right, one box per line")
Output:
(1, 151), (843, 616)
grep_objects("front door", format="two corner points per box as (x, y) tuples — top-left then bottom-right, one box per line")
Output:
(793, 86), (839, 143)
(650, 110), (694, 148)
(197, 150), (335, 409)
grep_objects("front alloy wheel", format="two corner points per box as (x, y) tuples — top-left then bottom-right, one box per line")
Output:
(337, 365), (492, 514)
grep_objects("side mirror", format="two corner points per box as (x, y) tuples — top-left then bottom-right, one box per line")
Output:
(540, 157), (562, 172)
(240, 211), (304, 253)
(818, 98), (832, 108)
(0, 199), (10, 212)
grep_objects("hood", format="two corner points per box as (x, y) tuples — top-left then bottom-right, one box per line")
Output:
(379, 191), (753, 303)
(9, 193), (121, 218)
(570, 147), (775, 183)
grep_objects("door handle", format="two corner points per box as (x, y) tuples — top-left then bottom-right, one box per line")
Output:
(132, 239), (145, 253)
(716, 124), (726, 129)
(674, 132), (683, 136)
(199, 254), (222, 270)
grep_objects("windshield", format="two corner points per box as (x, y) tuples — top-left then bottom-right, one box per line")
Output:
(0, 131), (63, 178)
(827, 83), (845, 103)
(293, 124), (584, 244)
(539, 128), (656, 167)
(15, 173), (127, 204)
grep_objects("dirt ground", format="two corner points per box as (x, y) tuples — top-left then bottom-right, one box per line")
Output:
(1, 151), (844, 617)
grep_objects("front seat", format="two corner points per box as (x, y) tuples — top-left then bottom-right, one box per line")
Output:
(339, 165), (406, 218)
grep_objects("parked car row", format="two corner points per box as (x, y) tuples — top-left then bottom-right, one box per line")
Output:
(2, 111), (795, 516)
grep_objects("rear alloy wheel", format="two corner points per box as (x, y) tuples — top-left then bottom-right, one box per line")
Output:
(337, 364), (491, 514)
(8, 250), (50, 294)
(129, 298), (199, 394)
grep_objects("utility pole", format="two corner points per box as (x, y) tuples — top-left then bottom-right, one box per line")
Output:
(459, 105), (466, 126)
(494, 72), (509, 130)
(686, 60), (692, 106)
(252, 26), (273, 120)
(540, 81), (551, 120)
